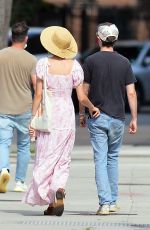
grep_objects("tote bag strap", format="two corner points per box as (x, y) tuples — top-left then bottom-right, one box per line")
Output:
(42, 60), (52, 117)
(42, 61), (48, 107)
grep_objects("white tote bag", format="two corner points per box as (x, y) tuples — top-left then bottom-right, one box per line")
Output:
(31, 69), (53, 132)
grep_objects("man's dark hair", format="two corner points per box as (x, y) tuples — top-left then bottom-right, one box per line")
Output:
(11, 21), (29, 43)
(101, 39), (116, 48)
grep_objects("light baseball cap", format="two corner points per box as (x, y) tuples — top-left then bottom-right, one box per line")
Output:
(97, 23), (119, 42)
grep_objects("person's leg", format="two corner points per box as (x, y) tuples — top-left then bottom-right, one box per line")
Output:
(0, 114), (14, 192)
(15, 110), (31, 183)
(87, 114), (111, 206)
(0, 115), (14, 171)
(107, 118), (125, 205)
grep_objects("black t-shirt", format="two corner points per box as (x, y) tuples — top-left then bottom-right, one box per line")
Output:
(83, 51), (136, 120)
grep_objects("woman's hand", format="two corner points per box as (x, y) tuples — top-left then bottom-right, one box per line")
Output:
(29, 123), (35, 138)
(89, 107), (100, 118)
(79, 114), (86, 127)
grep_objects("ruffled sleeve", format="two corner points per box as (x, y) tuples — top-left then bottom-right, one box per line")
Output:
(36, 58), (47, 80)
(72, 60), (84, 88)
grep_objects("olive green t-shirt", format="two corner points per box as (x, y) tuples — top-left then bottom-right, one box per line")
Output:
(0, 47), (37, 114)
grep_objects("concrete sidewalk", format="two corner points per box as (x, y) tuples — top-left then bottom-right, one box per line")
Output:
(0, 145), (150, 230)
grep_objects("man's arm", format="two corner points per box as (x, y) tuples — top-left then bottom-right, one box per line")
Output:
(126, 83), (137, 134)
(79, 82), (90, 127)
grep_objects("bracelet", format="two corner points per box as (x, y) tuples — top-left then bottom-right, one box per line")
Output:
(79, 113), (85, 116)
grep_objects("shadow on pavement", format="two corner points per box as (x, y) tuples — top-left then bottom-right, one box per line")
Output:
(65, 210), (137, 216)
(1, 209), (138, 217)
(1, 209), (42, 216)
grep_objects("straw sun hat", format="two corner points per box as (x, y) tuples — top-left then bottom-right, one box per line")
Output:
(40, 26), (78, 59)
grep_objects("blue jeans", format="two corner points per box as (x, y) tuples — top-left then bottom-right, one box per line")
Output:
(87, 112), (125, 205)
(0, 110), (31, 182)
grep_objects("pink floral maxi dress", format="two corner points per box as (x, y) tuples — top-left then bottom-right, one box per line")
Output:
(23, 58), (83, 206)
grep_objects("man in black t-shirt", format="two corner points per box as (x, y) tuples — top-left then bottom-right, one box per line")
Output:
(79, 22), (137, 215)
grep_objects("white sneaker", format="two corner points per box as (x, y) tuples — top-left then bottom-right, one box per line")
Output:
(96, 204), (110, 215)
(14, 181), (27, 192)
(0, 169), (10, 193)
(109, 204), (120, 213)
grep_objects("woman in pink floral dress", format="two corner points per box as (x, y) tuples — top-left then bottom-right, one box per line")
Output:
(22, 26), (100, 216)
